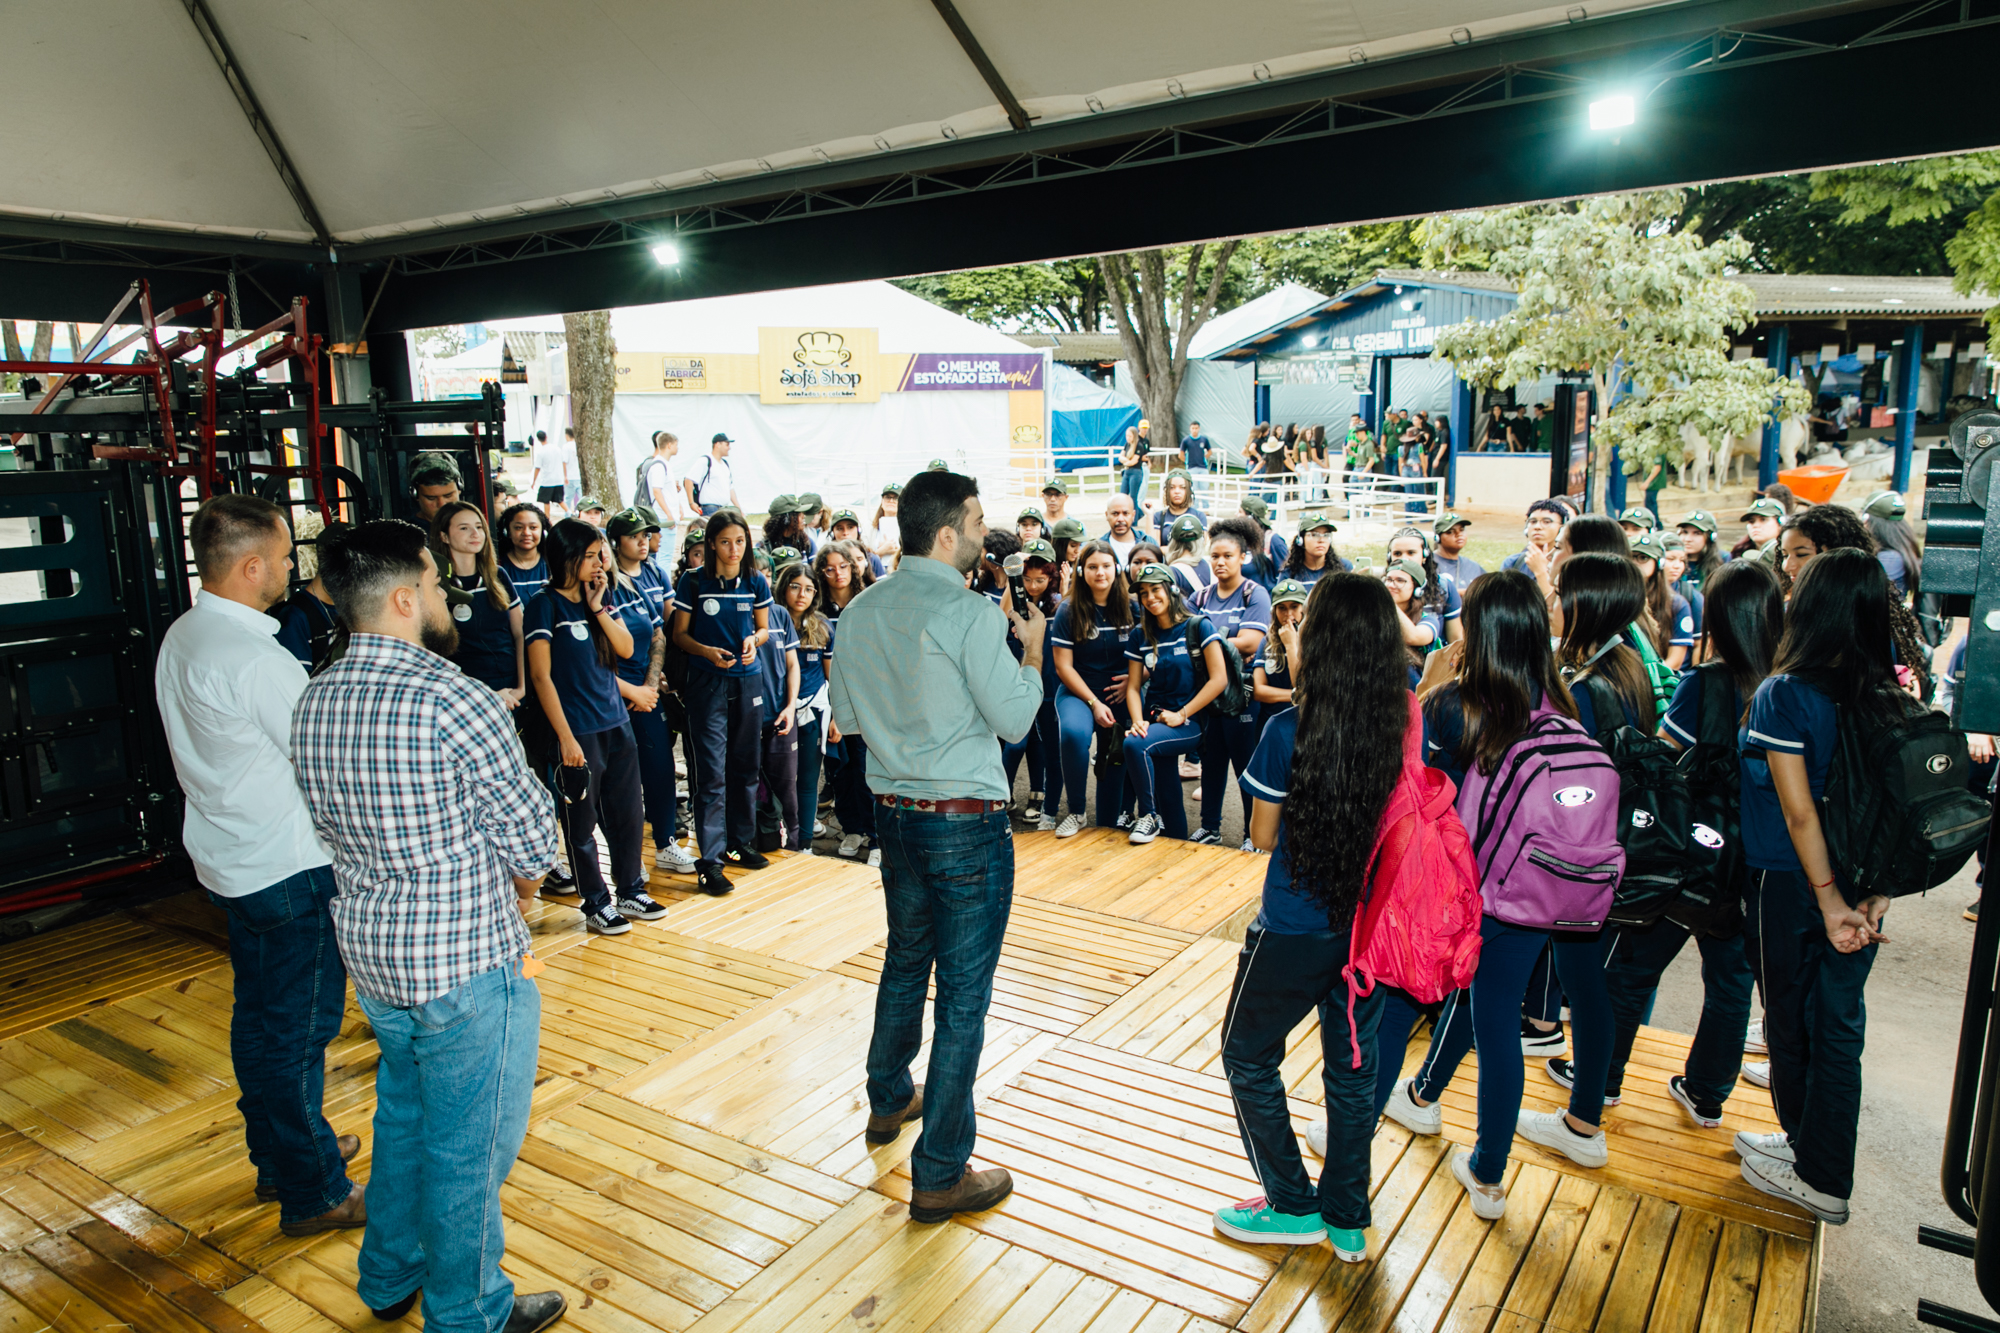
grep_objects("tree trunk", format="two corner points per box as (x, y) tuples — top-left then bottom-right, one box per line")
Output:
(30, 323), (51, 362)
(564, 311), (617, 500)
(1100, 244), (1239, 462)
(1, 321), (21, 362)
(66, 324), (84, 362)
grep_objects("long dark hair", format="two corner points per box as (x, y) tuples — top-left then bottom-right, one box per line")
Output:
(1137, 578), (1193, 648)
(1284, 526), (1337, 578)
(775, 562), (829, 650)
(1698, 559), (1783, 707)
(431, 500), (512, 612)
(1867, 512), (1923, 597)
(1282, 574), (1409, 924)
(1557, 553), (1656, 731)
(1562, 513), (1630, 559)
(1771, 548), (1908, 727)
(1632, 549), (1675, 656)
(702, 508), (754, 576)
(1784, 504), (1873, 557)
(1450, 570), (1576, 775)
(1385, 527), (1447, 614)
(544, 518), (617, 668)
(1680, 523), (1724, 583)
(496, 502), (551, 566)
(1063, 541), (1134, 642)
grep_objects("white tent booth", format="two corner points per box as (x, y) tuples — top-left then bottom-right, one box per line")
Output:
(489, 282), (1048, 515)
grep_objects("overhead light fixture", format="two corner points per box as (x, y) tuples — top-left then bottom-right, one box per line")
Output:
(1588, 93), (1635, 131)
(651, 242), (681, 266)
(1884, 298), (1905, 305)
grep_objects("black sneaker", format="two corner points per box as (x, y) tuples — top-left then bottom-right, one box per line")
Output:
(1968, 899), (1981, 923)
(615, 891), (667, 922)
(1188, 827), (1223, 847)
(1667, 1074), (1724, 1128)
(1543, 1056), (1622, 1106)
(1519, 1018), (1566, 1056)
(726, 848), (771, 870)
(698, 866), (733, 896)
(585, 905), (631, 935)
(540, 867), (577, 897)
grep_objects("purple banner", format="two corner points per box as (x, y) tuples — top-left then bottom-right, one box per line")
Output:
(898, 352), (1045, 392)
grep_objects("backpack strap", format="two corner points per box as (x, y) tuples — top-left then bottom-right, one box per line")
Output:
(1577, 673), (1621, 743)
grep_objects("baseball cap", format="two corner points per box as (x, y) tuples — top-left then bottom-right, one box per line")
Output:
(1041, 477), (1069, 495)
(1271, 578), (1310, 606)
(1021, 538), (1057, 561)
(1631, 532), (1666, 561)
(1433, 511), (1470, 536)
(1240, 496), (1271, 522)
(1165, 467), (1192, 485)
(1676, 509), (1718, 535)
(766, 493), (798, 517)
(1051, 517), (1086, 541)
(831, 508), (860, 526)
(1018, 506), (1044, 522)
(712, 432), (734, 445)
(1297, 511), (1337, 534)
(1658, 531), (1686, 554)
(606, 507), (658, 538)
(880, 481), (903, 496)
(493, 476), (520, 497)
(575, 495), (607, 514)
(1863, 490), (1906, 520)
(1741, 497), (1785, 521)
(683, 519), (707, 547)
(410, 449), (462, 487)
(926, 458), (949, 471)
(1385, 559), (1428, 592)
(1133, 562), (1176, 587)
(767, 545), (803, 565)
(1618, 506), (1657, 530)
(1169, 514), (1204, 544)
(1137, 418), (1151, 428)
(797, 492), (824, 512)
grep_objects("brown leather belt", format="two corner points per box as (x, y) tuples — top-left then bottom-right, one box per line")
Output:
(875, 796), (1008, 814)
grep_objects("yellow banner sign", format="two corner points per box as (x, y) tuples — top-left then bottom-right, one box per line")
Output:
(758, 327), (880, 404)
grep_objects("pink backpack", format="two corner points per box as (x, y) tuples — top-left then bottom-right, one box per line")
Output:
(1337, 693), (1484, 1067)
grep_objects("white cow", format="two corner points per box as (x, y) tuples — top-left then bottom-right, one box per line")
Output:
(1677, 416), (1807, 493)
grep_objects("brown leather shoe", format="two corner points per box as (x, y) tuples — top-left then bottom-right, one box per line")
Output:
(278, 1180), (366, 1237)
(909, 1167), (1012, 1224)
(865, 1085), (925, 1144)
(256, 1134), (360, 1202)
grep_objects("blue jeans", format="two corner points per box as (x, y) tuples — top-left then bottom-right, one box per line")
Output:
(356, 960), (540, 1332)
(1122, 718), (1204, 836)
(211, 865), (352, 1225)
(629, 702), (677, 848)
(1603, 920), (1753, 1105)
(1054, 691), (1128, 826)
(686, 669), (765, 866)
(1747, 868), (1876, 1199)
(1220, 926), (1382, 1228)
(866, 806), (1014, 1191)
(1199, 708), (1259, 835)
(1120, 466), (1146, 507)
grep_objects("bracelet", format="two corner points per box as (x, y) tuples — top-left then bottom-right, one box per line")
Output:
(1810, 875), (1836, 892)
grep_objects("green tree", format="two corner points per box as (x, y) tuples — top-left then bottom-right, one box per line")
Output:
(1424, 192), (1809, 481)
(1099, 244), (1240, 443)
(1236, 222), (1429, 299)
(1677, 176), (1966, 274)
(1804, 152), (2000, 339)
(894, 260), (1107, 332)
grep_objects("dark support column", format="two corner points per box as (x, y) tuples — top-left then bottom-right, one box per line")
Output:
(1449, 370), (1473, 509)
(369, 329), (413, 403)
(1760, 324), (1790, 488)
(1895, 322), (1925, 492)
(1372, 355), (1394, 438)
(321, 265), (372, 407)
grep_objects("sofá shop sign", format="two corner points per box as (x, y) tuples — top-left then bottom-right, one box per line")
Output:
(898, 353), (1046, 391)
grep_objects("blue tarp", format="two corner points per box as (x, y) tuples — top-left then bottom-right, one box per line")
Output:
(1049, 362), (1140, 472)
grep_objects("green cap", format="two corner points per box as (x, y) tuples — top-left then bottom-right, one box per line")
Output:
(881, 481), (903, 496)
(1384, 558), (1428, 593)
(1133, 562), (1177, 587)
(635, 503), (667, 530)
(1677, 509), (1718, 535)
(766, 493), (799, 517)
(926, 458), (950, 471)
(410, 449), (462, 488)
(1433, 511), (1470, 536)
(1165, 467), (1192, 485)
(1271, 578), (1310, 606)
(1658, 530), (1686, 554)
(606, 507), (658, 538)
(1021, 538), (1057, 561)
(1168, 514), (1205, 544)
(1742, 497), (1785, 521)
(767, 545), (803, 565)
(1618, 506), (1657, 530)
(1018, 506), (1044, 523)
(1631, 532), (1666, 561)
(831, 508), (860, 526)
(1041, 477), (1069, 496)
(493, 475), (520, 496)
(576, 495), (607, 514)
(683, 519), (707, 547)
(797, 492), (824, 512)
(1297, 510), (1337, 534)
(1051, 516), (1086, 541)
(1863, 490), (1906, 520)
(1240, 496), (1271, 522)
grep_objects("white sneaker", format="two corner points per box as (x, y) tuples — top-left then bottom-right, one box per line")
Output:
(1037, 814), (1059, 832)
(1741, 1060), (1771, 1089)
(1733, 1130), (1794, 1164)
(866, 847), (882, 869)
(1451, 1150), (1507, 1220)
(1519, 1019), (1566, 1056)
(838, 833), (864, 859)
(1240, 838), (1256, 853)
(1740, 1156), (1848, 1225)
(1115, 812), (1133, 831)
(1128, 813), (1162, 844)
(814, 819), (826, 837)
(1054, 814), (1085, 838)
(1744, 1019), (1767, 1055)
(1382, 1077), (1443, 1136)
(1516, 1109), (1608, 1169)
(654, 840), (697, 873)
(1306, 1120), (1327, 1157)
(1177, 758), (1201, 780)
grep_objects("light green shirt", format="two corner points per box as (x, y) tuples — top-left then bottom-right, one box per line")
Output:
(828, 554), (1043, 801)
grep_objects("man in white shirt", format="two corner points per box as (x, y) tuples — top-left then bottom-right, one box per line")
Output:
(558, 428), (582, 511)
(1100, 494), (1139, 567)
(684, 432), (740, 515)
(153, 495), (365, 1239)
(527, 431), (567, 517)
(637, 431), (685, 556)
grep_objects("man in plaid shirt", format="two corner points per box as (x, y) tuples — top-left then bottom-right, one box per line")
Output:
(293, 521), (568, 1333)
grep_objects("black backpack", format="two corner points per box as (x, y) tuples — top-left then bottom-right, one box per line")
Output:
(1575, 675), (1693, 928)
(1820, 699), (1992, 899)
(1187, 614), (1251, 719)
(1665, 663), (1746, 936)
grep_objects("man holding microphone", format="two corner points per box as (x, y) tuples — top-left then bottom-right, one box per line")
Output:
(830, 469), (1046, 1223)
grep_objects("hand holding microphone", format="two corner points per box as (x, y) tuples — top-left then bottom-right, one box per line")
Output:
(1001, 552), (1046, 662)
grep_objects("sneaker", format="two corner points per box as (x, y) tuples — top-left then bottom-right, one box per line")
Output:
(814, 819), (826, 838)
(1519, 1019), (1565, 1056)
(1450, 1151), (1507, 1220)
(1329, 1227), (1367, 1264)
(1740, 1156), (1848, 1225)
(1037, 814), (1059, 832)
(1968, 899), (1981, 923)
(1115, 812), (1133, 831)
(615, 892), (667, 922)
(726, 848), (771, 871)
(1733, 1130), (1794, 1164)
(696, 866), (733, 896)
(654, 840), (697, 873)
(1188, 827), (1222, 847)
(1024, 792), (1044, 822)
(1667, 1075), (1724, 1129)
(1306, 1121), (1327, 1157)
(838, 833), (864, 859)
(1128, 813), (1162, 844)
(1240, 838), (1256, 853)
(1211, 1196), (1327, 1246)
(1516, 1109), (1608, 1169)
(585, 905), (631, 936)
(1741, 1061), (1771, 1089)
(1744, 1019), (1766, 1055)
(866, 846), (882, 869)
(1178, 758), (1201, 781)
(1543, 1057), (1621, 1107)
(541, 867), (577, 897)
(1054, 815), (1085, 838)
(1383, 1077), (1444, 1135)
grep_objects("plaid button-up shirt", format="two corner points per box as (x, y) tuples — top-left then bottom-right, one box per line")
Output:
(292, 632), (557, 1007)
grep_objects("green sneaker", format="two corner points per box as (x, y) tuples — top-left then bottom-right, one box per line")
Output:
(1329, 1226), (1367, 1263)
(1212, 1196), (1327, 1246)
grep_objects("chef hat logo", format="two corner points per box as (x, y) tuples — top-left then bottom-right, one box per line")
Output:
(794, 332), (851, 368)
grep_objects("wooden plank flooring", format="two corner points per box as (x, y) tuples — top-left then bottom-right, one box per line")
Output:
(0, 828), (1815, 1331)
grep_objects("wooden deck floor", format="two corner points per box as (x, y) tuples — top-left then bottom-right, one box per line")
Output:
(0, 828), (1815, 1332)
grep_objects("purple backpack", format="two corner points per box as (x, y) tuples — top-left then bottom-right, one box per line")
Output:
(1455, 704), (1625, 931)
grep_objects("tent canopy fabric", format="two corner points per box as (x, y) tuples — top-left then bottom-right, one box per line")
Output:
(0, 0), (1682, 248)
(1048, 363), (1140, 473)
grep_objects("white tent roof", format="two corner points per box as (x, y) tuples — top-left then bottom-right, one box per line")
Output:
(489, 281), (1032, 354)
(1187, 282), (1329, 359)
(1, 0), (1675, 246)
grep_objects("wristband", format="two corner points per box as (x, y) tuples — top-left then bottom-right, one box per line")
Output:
(1810, 876), (1836, 892)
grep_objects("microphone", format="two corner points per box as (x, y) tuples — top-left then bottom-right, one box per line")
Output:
(1002, 552), (1030, 617)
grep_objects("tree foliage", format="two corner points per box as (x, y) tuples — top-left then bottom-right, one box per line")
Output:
(1423, 192), (1808, 477)
(1099, 244), (1239, 443)
(893, 260), (1107, 332)
(1805, 152), (2000, 341)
